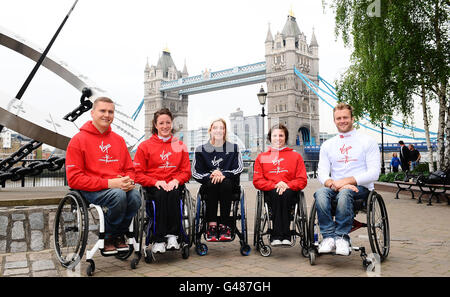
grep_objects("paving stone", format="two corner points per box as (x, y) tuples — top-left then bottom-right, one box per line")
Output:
(0, 240), (6, 253)
(11, 221), (25, 240)
(30, 230), (44, 251)
(5, 260), (28, 269)
(32, 259), (55, 271)
(29, 212), (44, 230)
(3, 268), (29, 276)
(0, 216), (8, 236)
(32, 270), (60, 277)
(11, 213), (26, 221)
(10, 241), (27, 253)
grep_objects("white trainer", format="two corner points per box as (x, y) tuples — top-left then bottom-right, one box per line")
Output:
(152, 242), (166, 254)
(166, 235), (180, 250)
(281, 239), (291, 246)
(318, 237), (335, 254)
(335, 237), (351, 256)
(270, 239), (282, 246)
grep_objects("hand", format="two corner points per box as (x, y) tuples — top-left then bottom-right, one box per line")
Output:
(155, 180), (168, 191)
(275, 181), (289, 195)
(338, 184), (359, 192)
(108, 175), (135, 192)
(210, 170), (225, 184)
(166, 179), (179, 191)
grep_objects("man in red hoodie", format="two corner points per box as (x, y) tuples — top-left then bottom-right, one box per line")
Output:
(65, 97), (141, 253)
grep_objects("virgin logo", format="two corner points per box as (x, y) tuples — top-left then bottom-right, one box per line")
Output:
(340, 144), (352, 155)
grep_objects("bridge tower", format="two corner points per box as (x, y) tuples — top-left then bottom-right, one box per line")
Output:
(265, 11), (320, 148)
(143, 48), (189, 139)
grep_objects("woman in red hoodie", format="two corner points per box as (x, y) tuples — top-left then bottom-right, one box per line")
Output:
(134, 108), (191, 254)
(253, 124), (307, 246)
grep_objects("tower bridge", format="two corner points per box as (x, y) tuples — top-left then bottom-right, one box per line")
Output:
(143, 12), (320, 148)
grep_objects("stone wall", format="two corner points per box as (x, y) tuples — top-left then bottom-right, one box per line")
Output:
(0, 205), (99, 254)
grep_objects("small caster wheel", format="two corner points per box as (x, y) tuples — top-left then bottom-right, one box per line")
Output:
(260, 245), (271, 257)
(240, 244), (251, 256)
(195, 243), (208, 256)
(144, 252), (154, 263)
(86, 260), (95, 276)
(182, 245), (190, 259)
(130, 258), (139, 269)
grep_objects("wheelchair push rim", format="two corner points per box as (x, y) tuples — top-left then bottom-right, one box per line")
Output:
(53, 191), (89, 269)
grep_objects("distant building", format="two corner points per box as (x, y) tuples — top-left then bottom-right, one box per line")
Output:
(229, 108), (263, 152)
(0, 129), (41, 161)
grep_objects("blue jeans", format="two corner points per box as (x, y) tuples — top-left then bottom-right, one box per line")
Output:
(313, 186), (369, 240)
(81, 188), (141, 237)
(410, 161), (419, 171)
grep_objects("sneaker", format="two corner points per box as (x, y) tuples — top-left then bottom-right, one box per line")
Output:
(335, 237), (351, 256)
(281, 239), (291, 246)
(152, 242), (166, 254)
(166, 235), (180, 250)
(103, 238), (117, 254)
(219, 224), (232, 241)
(270, 239), (282, 246)
(206, 225), (218, 242)
(114, 235), (129, 251)
(318, 237), (335, 254)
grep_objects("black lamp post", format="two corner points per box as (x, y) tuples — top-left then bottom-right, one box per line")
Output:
(257, 85), (267, 152)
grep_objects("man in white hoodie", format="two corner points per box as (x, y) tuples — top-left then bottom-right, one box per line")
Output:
(315, 103), (380, 256)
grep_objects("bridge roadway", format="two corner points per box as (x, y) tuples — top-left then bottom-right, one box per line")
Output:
(0, 179), (449, 277)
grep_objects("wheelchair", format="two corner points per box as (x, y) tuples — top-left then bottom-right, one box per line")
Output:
(53, 190), (142, 276)
(194, 184), (251, 256)
(253, 190), (309, 257)
(137, 185), (195, 263)
(308, 190), (390, 269)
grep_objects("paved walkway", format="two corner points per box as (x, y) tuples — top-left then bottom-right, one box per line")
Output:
(1, 179), (449, 277)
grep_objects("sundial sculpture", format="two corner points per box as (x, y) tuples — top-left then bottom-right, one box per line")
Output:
(0, 1), (143, 183)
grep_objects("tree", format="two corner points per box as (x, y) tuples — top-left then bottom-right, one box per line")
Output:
(326, 0), (449, 169)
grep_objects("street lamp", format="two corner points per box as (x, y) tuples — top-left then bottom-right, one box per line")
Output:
(257, 85), (267, 152)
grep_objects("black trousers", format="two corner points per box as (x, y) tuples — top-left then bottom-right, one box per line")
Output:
(203, 178), (234, 227)
(264, 189), (298, 241)
(146, 187), (182, 243)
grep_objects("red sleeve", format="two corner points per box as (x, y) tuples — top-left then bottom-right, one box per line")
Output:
(287, 154), (308, 191)
(173, 143), (191, 185)
(65, 137), (108, 191)
(133, 144), (158, 187)
(252, 155), (276, 191)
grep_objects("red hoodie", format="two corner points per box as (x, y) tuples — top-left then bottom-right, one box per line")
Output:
(65, 121), (135, 191)
(253, 146), (307, 191)
(133, 134), (191, 187)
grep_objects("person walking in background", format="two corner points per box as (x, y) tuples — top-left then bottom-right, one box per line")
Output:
(390, 152), (401, 173)
(408, 144), (421, 171)
(398, 141), (410, 172)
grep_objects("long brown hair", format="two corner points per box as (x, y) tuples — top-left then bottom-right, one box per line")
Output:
(152, 108), (174, 135)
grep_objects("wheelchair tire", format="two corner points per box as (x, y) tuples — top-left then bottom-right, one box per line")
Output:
(367, 191), (390, 262)
(53, 191), (89, 269)
(253, 191), (263, 247)
(296, 191), (309, 257)
(196, 243), (208, 256)
(260, 245), (272, 257)
(239, 190), (249, 249)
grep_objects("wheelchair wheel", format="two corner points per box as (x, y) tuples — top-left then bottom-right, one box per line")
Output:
(238, 189), (251, 256)
(295, 191), (309, 257)
(308, 200), (321, 265)
(182, 189), (195, 248)
(254, 191), (272, 257)
(53, 191), (89, 269)
(367, 191), (390, 262)
(194, 191), (208, 255)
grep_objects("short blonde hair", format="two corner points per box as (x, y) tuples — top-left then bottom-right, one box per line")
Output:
(208, 118), (227, 144)
(333, 102), (353, 118)
(93, 97), (114, 109)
